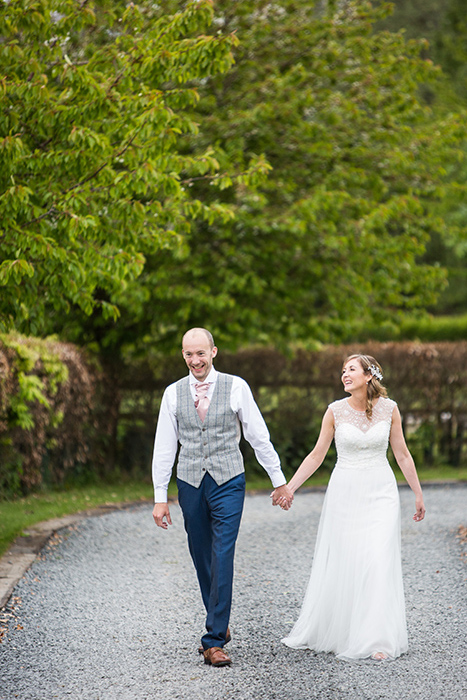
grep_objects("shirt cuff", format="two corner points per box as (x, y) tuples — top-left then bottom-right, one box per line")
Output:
(269, 470), (287, 489)
(154, 487), (168, 503)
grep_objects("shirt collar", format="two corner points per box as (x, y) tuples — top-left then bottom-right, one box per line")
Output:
(189, 366), (217, 385)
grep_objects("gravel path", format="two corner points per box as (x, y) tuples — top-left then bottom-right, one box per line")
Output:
(1, 484), (466, 700)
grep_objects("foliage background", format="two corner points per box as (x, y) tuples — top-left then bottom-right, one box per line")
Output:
(1, 335), (466, 498)
(376, 0), (467, 319)
(0, 334), (113, 497)
(119, 341), (467, 480)
(1, 0), (467, 499)
(1, 0), (466, 358)
(0, 0), (267, 337)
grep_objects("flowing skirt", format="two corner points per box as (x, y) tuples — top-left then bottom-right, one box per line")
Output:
(282, 464), (408, 660)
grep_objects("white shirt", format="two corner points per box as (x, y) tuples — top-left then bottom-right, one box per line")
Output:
(152, 367), (286, 501)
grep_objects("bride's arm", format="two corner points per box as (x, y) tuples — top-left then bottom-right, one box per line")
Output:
(287, 408), (335, 495)
(389, 406), (426, 522)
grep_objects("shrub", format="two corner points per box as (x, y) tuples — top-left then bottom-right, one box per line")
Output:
(0, 334), (109, 497)
(117, 341), (467, 478)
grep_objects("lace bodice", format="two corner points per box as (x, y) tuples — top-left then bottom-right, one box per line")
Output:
(329, 397), (397, 469)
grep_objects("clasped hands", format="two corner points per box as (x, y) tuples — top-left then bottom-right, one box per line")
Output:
(270, 484), (294, 511)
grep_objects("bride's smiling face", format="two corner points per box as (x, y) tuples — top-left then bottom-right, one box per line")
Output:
(341, 359), (368, 394)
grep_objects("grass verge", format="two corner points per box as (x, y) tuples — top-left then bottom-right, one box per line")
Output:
(1, 468), (465, 558)
(0, 481), (155, 559)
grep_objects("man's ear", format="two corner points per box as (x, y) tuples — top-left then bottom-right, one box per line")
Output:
(212, 346), (218, 358)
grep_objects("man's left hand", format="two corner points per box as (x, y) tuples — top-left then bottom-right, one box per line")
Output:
(270, 484), (294, 510)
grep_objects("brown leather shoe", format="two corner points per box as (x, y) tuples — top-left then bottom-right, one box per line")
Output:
(203, 646), (232, 667)
(198, 627), (231, 654)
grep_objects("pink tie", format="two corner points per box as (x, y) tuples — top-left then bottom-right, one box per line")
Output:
(194, 383), (210, 421)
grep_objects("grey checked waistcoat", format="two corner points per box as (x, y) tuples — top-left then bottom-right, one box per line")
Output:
(176, 373), (244, 488)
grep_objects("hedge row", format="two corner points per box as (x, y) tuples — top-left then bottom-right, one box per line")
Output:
(342, 313), (467, 343)
(2, 338), (466, 498)
(119, 341), (467, 478)
(0, 334), (115, 497)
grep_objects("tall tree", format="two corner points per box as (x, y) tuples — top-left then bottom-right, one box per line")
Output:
(0, 0), (267, 335)
(105, 0), (465, 359)
(3, 1), (465, 360)
(376, 0), (467, 317)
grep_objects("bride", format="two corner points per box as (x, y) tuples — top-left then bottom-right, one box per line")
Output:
(276, 354), (425, 661)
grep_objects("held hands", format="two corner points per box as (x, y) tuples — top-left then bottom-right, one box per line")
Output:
(152, 503), (172, 529)
(270, 484), (294, 511)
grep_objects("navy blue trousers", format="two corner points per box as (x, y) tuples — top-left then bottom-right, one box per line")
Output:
(177, 472), (246, 650)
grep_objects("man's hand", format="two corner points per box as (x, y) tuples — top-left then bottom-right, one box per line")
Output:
(152, 503), (172, 529)
(270, 484), (294, 510)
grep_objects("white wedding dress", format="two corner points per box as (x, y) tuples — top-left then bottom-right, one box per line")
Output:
(282, 397), (408, 661)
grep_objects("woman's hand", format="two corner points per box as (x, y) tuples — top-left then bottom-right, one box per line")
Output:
(271, 484), (294, 510)
(413, 496), (426, 522)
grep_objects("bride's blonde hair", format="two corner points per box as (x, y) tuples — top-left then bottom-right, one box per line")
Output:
(344, 354), (387, 419)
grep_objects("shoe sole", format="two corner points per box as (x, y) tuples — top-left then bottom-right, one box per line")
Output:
(204, 658), (231, 667)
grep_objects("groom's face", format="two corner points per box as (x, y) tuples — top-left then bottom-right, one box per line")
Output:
(182, 332), (218, 382)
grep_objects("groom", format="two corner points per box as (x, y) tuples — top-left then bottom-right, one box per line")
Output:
(152, 328), (293, 667)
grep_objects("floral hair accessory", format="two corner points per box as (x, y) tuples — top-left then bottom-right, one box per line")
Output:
(368, 364), (383, 381)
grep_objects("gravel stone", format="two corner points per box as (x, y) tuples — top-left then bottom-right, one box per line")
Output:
(0, 484), (466, 700)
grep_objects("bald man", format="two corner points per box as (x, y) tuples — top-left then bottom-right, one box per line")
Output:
(152, 328), (292, 666)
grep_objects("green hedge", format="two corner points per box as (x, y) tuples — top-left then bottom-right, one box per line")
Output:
(0, 334), (112, 497)
(2, 337), (466, 498)
(118, 341), (467, 479)
(342, 314), (467, 343)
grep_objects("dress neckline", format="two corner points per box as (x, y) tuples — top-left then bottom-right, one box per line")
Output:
(345, 398), (380, 414)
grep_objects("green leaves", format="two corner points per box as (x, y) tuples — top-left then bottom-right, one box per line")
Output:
(0, 259), (35, 286)
(0, 332), (69, 429)
(0, 0), (250, 334)
(135, 0), (463, 351)
(2, 0), (465, 359)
